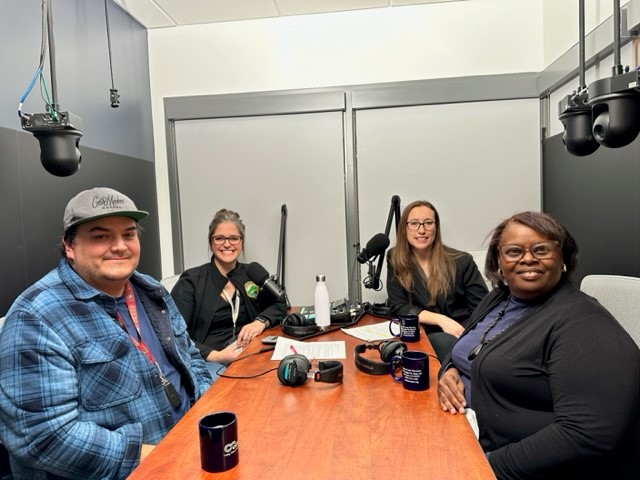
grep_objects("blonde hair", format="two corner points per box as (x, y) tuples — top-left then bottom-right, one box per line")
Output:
(389, 200), (458, 305)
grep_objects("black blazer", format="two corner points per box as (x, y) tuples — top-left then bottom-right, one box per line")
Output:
(171, 260), (287, 358)
(386, 249), (488, 333)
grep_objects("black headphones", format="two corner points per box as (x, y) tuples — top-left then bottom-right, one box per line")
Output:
(354, 341), (407, 375)
(281, 313), (319, 337)
(366, 302), (394, 319)
(277, 354), (344, 387)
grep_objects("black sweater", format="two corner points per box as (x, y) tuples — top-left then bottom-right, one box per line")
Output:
(452, 278), (640, 480)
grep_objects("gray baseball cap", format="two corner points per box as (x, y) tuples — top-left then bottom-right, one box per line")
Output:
(63, 187), (149, 231)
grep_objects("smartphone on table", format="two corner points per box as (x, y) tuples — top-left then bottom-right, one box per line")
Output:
(261, 335), (279, 345)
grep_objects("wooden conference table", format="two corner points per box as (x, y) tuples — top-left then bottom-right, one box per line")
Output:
(128, 314), (495, 480)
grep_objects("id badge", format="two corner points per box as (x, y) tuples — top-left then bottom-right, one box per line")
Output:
(161, 375), (182, 410)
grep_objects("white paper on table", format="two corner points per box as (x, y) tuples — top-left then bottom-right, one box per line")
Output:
(270, 337), (346, 361)
(340, 321), (397, 342)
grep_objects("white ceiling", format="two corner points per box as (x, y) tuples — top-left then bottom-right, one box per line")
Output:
(112, 0), (467, 29)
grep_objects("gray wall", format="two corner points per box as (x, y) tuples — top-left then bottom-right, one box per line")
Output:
(543, 133), (640, 285)
(0, 0), (158, 316)
(164, 76), (542, 305)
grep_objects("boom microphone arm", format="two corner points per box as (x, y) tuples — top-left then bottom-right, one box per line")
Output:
(276, 204), (291, 308)
(364, 195), (401, 290)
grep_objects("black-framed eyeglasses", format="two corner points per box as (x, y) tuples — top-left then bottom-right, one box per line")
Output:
(210, 235), (243, 245)
(498, 241), (559, 262)
(406, 220), (436, 230)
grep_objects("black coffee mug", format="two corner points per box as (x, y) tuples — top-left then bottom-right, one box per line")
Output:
(389, 314), (421, 342)
(199, 411), (239, 472)
(389, 350), (429, 391)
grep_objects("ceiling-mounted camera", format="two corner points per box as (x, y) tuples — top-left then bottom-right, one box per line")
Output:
(558, 90), (600, 156)
(21, 109), (83, 177)
(558, 0), (640, 156)
(587, 70), (640, 148)
(558, 0), (599, 157)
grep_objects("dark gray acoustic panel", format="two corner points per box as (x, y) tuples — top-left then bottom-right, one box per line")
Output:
(542, 134), (640, 285)
(0, 127), (28, 315)
(0, 127), (160, 316)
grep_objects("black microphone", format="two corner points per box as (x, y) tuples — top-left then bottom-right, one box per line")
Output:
(245, 262), (285, 300)
(357, 233), (390, 264)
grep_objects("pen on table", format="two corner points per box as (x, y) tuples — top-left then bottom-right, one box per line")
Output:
(290, 345), (298, 354)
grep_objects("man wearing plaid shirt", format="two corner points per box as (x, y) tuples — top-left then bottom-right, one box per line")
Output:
(0, 187), (212, 479)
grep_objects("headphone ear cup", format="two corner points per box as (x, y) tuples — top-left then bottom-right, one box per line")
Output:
(277, 354), (311, 386)
(281, 313), (318, 337)
(283, 313), (304, 326)
(379, 340), (407, 363)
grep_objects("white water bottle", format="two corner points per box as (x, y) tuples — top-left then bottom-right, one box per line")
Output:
(314, 274), (331, 328)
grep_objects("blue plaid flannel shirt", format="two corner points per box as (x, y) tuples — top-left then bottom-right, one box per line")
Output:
(0, 259), (212, 479)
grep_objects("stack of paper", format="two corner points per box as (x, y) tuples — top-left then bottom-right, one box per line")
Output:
(340, 321), (395, 342)
(270, 337), (346, 361)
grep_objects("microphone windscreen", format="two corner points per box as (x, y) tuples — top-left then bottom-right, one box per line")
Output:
(245, 262), (269, 285)
(366, 233), (390, 256)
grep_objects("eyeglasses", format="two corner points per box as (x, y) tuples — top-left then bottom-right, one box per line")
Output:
(210, 235), (243, 245)
(498, 241), (559, 262)
(406, 220), (436, 230)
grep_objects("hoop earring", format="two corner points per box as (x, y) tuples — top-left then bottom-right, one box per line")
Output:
(497, 268), (503, 277)
(562, 264), (567, 273)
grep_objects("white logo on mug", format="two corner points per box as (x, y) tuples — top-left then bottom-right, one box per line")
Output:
(224, 440), (238, 456)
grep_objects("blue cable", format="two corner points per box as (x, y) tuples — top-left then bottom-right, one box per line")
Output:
(18, 67), (42, 116)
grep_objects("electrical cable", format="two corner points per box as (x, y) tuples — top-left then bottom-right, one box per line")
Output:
(39, 72), (56, 121)
(18, 0), (49, 118)
(218, 367), (278, 380)
(215, 346), (279, 379)
(104, 0), (119, 106)
(104, 0), (115, 89)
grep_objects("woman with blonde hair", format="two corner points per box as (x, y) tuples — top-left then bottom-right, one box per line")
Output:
(387, 200), (488, 360)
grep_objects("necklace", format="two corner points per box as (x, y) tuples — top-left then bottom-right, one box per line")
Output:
(467, 296), (511, 361)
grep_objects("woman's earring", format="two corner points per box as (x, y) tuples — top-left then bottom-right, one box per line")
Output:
(562, 264), (567, 273)
(497, 268), (503, 277)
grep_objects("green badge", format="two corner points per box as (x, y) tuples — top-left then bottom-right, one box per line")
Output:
(245, 281), (259, 299)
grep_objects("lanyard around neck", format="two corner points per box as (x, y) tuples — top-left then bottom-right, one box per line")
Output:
(116, 282), (157, 365)
(221, 287), (240, 339)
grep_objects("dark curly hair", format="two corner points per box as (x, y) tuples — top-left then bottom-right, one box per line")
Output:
(485, 211), (579, 289)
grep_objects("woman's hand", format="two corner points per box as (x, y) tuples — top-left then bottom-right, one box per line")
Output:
(419, 311), (464, 338)
(438, 367), (467, 414)
(208, 342), (243, 364)
(236, 320), (267, 348)
(438, 316), (464, 337)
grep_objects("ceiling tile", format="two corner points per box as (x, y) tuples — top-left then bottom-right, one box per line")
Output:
(154, 0), (280, 25)
(275, 0), (389, 17)
(112, 0), (473, 29)
(392, 0), (467, 5)
(112, 0), (176, 27)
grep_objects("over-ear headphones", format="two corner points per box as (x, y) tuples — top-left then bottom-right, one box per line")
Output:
(366, 302), (394, 319)
(281, 313), (319, 337)
(354, 341), (407, 375)
(277, 354), (344, 387)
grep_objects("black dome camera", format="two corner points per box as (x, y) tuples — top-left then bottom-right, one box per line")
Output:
(33, 128), (83, 176)
(587, 70), (640, 148)
(558, 91), (600, 156)
(21, 110), (83, 177)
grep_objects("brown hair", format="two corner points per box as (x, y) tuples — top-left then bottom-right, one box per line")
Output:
(388, 200), (459, 305)
(208, 209), (245, 242)
(59, 223), (143, 256)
